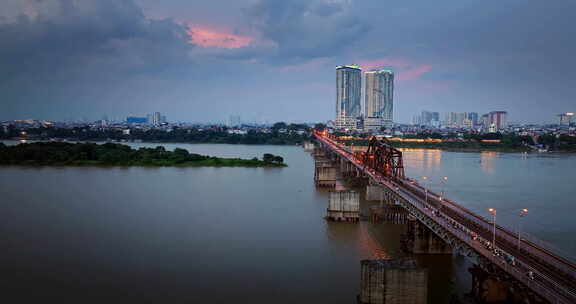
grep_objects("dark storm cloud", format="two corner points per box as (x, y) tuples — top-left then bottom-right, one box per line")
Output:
(1, 0), (576, 123)
(0, 0), (193, 120)
(243, 0), (370, 64)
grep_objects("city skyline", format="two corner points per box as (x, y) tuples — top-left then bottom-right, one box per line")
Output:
(1, 0), (576, 124)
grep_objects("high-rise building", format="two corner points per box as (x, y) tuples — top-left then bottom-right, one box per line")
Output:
(487, 111), (507, 132)
(481, 114), (490, 130)
(364, 70), (394, 130)
(467, 112), (479, 127)
(335, 64), (362, 130)
(152, 112), (162, 126)
(413, 111), (439, 127)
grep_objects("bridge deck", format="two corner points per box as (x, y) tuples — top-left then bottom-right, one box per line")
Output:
(314, 132), (576, 304)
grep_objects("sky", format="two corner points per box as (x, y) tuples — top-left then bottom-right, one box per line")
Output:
(1, 0), (575, 124)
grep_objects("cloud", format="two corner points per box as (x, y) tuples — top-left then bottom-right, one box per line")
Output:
(358, 57), (432, 81)
(244, 0), (370, 65)
(0, 0), (194, 120)
(186, 25), (254, 49)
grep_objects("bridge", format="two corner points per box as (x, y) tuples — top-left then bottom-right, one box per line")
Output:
(312, 130), (576, 304)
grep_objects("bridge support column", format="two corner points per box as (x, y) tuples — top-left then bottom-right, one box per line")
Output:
(359, 259), (427, 304)
(303, 141), (315, 152)
(403, 217), (452, 254)
(468, 264), (549, 304)
(314, 152), (337, 187)
(366, 184), (392, 202)
(326, 190), (359, 221)
(369, 205), (409, 224)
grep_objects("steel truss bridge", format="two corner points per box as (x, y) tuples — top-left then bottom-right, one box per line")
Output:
(313, 131), (576, 304)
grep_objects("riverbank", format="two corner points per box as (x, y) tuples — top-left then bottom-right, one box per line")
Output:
(0, 142), (287, 168)
(341, 138), (576, 153)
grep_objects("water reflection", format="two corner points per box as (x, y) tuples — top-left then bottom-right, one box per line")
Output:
(480, 151), (499, 174)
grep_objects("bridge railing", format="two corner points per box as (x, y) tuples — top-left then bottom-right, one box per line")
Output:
(394, 181), (576, 304)
(406, 178), (576, 277)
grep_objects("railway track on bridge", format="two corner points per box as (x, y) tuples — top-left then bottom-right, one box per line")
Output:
(313, 131), (576, 303)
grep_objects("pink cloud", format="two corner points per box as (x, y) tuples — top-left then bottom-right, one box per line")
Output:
(185, 25), (254, 49)
(398, 64), (432, 81)
(357, 57), (432, 81)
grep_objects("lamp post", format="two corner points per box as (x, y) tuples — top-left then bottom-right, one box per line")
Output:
(488, 208), (497, 248)
(422, 176), (428, 206)
(518, 209), (528, 249)
(440, 176), (448, 200)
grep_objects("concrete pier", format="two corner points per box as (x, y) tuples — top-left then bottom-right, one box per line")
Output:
(403, 218), (452, 254)
(327, 190), (360, 221)
(369, 205), (409, 224)
(303, 141), (315, 152)
(359, 259), (428, 304)
(314, 160), (337, 187)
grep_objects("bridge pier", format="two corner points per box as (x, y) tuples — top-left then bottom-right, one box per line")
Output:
(303, 141), (315, 152)
(358, 259), (427, 304)
(365, 184), (385, 202)
(403, 217), (452, 255)
(468, 265), (548, 304)
(327, 190), (360, 221)
(369, 205), (409, 224)
(314, 155), (337, 187)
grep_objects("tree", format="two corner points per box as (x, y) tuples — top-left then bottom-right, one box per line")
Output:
(314, 123), (327, 130)
(263, 153), (275, 163)
(273, 156), (284, 163)
(272, 122), (287, 131)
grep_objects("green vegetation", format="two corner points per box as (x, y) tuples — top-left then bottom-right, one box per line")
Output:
(0, 122), (310, 145)
(0, 142), (287, 167)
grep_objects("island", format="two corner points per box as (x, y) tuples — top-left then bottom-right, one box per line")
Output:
(0, 142), (287, 167)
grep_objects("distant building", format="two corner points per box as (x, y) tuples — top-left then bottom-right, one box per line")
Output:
(335, 64), (362, 130)
(152, 112), (161, 126)
(415, 111), (438, 127)
(126, 116), (147, 124)
(488, 111), (507, 131)
(468, 112), (479, 126)
(364, 70), (394, 130)
(228, 115), (242, 127)
(558, 112), (574, 126)
(481, 114), (490, 130)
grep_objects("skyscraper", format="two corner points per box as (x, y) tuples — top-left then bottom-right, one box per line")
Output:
(152, 112), (161, 126)
(486, 111), (507, 132)
(335, 65), (362, 129)
(364, 70), (394, 130)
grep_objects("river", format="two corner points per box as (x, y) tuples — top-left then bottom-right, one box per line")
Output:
(1, 141), (574, 303)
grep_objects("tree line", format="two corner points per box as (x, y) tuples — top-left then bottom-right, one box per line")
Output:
(0, 142), (286, 167)
(0, 123), (311, 145)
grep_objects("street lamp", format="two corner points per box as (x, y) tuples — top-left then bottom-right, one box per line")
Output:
(422, 176), (429, 205)
(488, 208), (497, 248)
(440, 176), (448, 200)
(518, 208), (528, 249)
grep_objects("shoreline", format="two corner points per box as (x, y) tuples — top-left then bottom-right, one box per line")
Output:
(0, 142), (288, 168)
